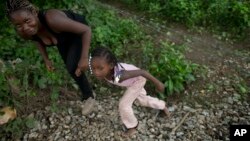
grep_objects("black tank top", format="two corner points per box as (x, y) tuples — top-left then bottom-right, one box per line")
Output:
(32, 10), (88, 48)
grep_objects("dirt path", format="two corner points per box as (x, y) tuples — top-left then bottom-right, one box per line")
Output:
(98, 1), (250, 104)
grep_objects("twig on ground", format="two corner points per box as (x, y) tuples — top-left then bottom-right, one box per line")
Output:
(171, 112), (190, 134)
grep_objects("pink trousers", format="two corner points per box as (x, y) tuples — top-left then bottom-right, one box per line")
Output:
(118, 77), (166, 128)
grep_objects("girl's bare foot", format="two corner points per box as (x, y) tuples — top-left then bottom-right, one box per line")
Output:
(122, 123), (138, 137)
(122, 128), (137, 137)
(163, 107), (171, 118)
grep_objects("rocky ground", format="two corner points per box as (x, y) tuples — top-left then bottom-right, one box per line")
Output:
(3, 1), (250, 141)
(21, 89), (250, 141)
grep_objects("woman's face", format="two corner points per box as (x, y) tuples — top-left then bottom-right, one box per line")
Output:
(91, 57), (113, 80)
(10, 9), (39, 37)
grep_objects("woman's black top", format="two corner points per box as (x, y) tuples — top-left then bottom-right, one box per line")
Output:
(32, 10), (88, 48)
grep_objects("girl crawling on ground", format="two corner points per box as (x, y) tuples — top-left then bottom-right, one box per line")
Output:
(89, 47), (170, 137)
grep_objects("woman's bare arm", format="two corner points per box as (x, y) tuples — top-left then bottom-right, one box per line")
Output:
(35, 42), (49, 62)
(35, 42), (54, 71)
(44, 9), (91, 75)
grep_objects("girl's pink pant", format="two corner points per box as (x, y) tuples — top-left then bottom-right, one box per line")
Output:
(119, 77), (166, 129)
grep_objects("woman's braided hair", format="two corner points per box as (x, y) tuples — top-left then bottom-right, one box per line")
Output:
(6, 0), (38, 18)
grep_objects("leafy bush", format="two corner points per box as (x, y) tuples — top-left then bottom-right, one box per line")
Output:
(163, 0), (204, 26)
(206, 1), (250, 36)
(104, 0), (250, 39)
(0, 117), (36, 140)
(146, 42), (196, 95)
(88, 5), (145, 63)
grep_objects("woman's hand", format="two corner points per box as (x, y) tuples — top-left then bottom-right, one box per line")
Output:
(75, 58), (88, 77)
(45, 60), (54, 71)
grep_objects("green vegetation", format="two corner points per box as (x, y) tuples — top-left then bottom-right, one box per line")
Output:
(146, 42), (197, 96)
(87, 2), (197, 96)
(0, 116), (36, 139)
(104, 0), (250, 40)
(0, 0), (197, 108)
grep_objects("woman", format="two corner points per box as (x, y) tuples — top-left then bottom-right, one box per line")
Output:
(6, 0), (95, 115)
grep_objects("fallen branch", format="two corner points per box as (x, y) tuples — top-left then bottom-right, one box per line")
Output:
(171, 112), (190, 134)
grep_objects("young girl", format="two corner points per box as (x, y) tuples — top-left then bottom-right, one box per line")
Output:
(89, 47), (170, 137)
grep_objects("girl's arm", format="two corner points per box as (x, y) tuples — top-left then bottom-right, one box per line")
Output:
(35, 42), (54, 71)
(44, 9), (91, 76)
(119, 70), (165, 93)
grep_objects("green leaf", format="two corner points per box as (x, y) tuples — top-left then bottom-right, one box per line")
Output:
(238, 85), (247, 94)
(168, 79), (174, 94)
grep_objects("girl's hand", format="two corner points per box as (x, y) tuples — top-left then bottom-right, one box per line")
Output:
(75, 58), (88, 77)
(156, 82), (165, 93)
(45, 60), (54, 71)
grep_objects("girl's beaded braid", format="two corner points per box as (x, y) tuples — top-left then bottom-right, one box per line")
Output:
(88, 55), (93, 74)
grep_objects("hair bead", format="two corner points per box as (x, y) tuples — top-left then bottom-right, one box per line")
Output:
(88, 55), (93, 74)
